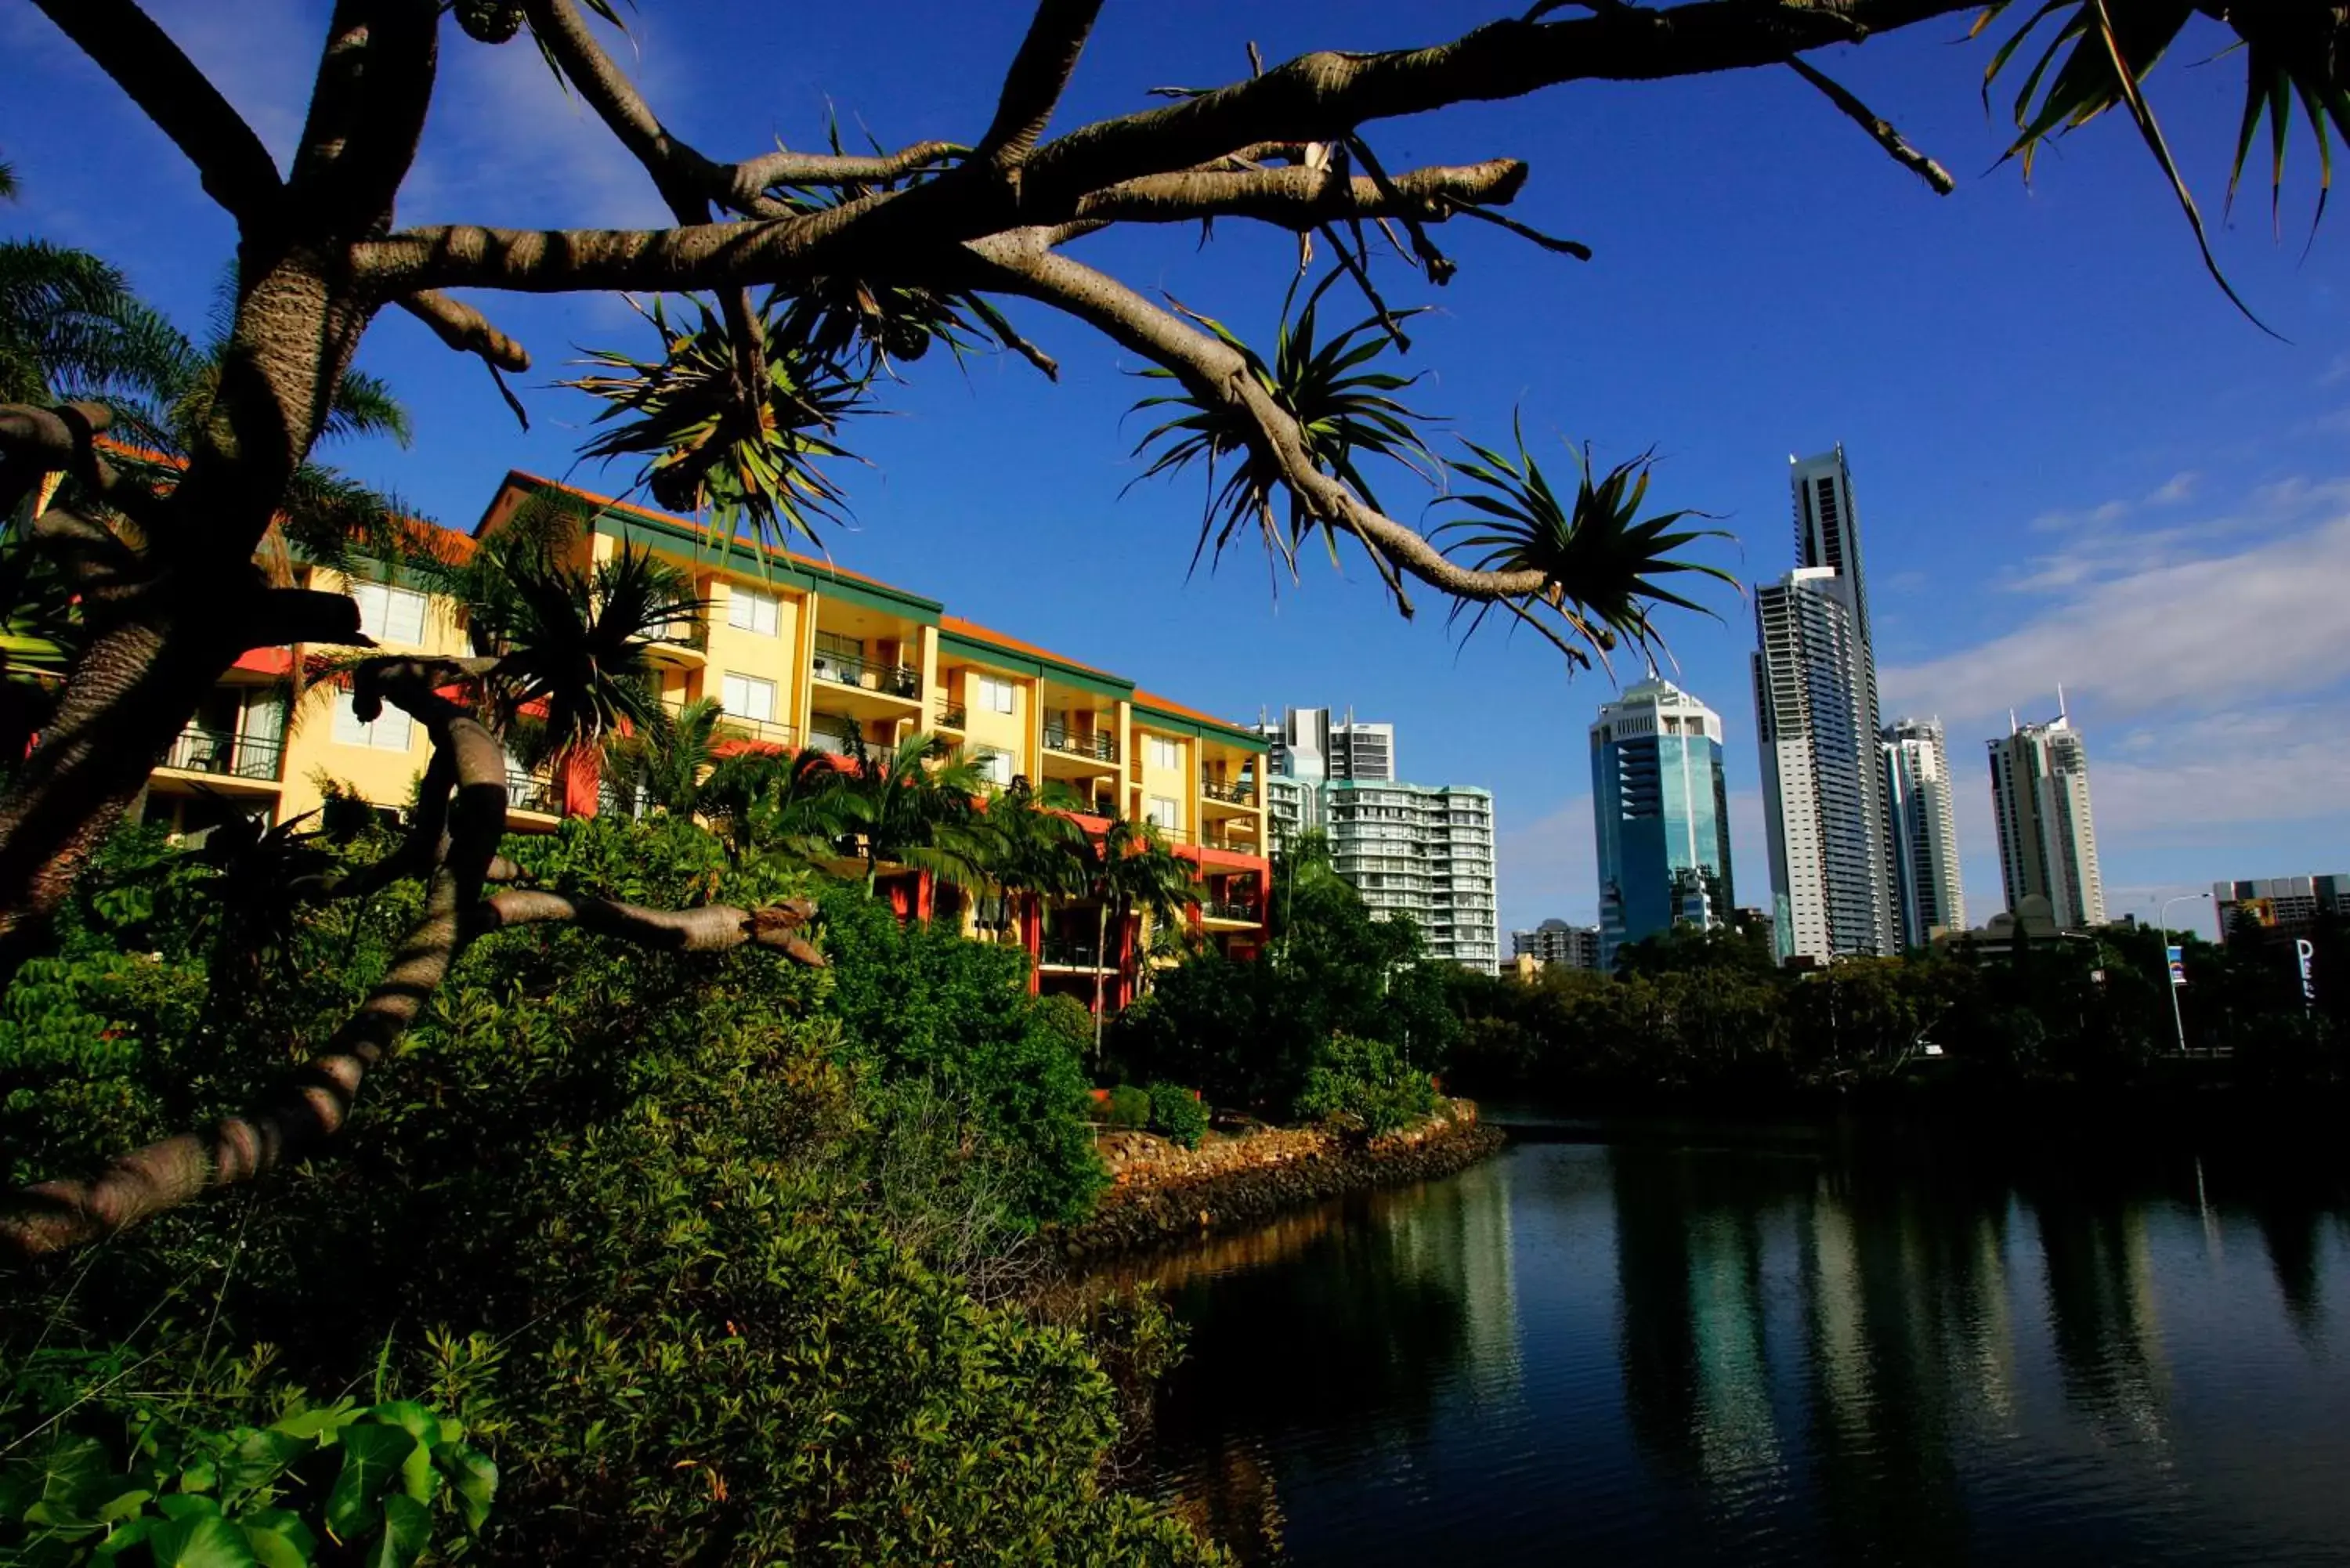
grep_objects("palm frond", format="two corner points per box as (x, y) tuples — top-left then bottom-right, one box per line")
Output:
(565, 293), (868, 556)
(1432, 416), (1737, 674)
(1125, 267), (1439, 589)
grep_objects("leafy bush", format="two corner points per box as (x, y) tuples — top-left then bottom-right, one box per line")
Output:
(1292, 1034), (1439, 1137)
(1145, 1082), (1208, 1149)
(1033, 992), (1096, 1057)
(1105, 1083), (1151, 1129)
(817, 883), (1104, 1227)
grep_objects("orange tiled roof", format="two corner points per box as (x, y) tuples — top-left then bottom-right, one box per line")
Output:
(937, 614), (1123, 681)
(498, 471), (906, 593)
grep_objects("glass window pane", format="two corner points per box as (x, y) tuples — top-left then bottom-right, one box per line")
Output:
(722, 673), (777, 720)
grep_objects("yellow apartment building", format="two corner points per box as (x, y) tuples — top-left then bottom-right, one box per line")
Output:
(137, 471), (1272, 1008)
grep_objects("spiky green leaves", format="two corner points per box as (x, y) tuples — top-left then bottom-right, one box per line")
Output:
(566, 294), (866, 553)
(1127, 268), (1437, 587)
(1978, 0), (2350, 328)
(1434, 417), (1737, 672)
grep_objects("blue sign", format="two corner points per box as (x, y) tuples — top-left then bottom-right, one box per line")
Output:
(2167, 945), (2186, 988)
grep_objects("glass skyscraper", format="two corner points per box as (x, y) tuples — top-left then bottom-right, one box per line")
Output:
(1590, 677), (1734, 969)
(1752, 446), (1896, 961)
(1882, 716), (1966, 945)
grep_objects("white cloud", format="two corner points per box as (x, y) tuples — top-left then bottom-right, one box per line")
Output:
(2146, 471), (2198, 506)
(1886, 507), (2350, 724)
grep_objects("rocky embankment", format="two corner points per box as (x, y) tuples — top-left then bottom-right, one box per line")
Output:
(1049, 1100), (1505, 1261)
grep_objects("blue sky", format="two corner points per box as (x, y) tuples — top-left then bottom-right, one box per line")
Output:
(5, 0), (2346, 941)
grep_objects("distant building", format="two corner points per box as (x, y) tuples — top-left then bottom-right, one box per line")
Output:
(1251, 706), (1395, 784)
(1988, 700), (2106, 930)
(2213, 874), (2350, 946)
(1752, 446), (1896, 964)
(1513, 918), (1602, 970)
(1590, 677), (1734, 969)
(1264, 775), (1319, 850)
(1882, 717), (1965, 946)
(1325, 779), (1499, 971)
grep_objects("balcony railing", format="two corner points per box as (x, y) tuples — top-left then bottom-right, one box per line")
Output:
(1043, 726), (1118, 764)
(162, 728), (285, 782)
(1201, 829), (1258, 853)
(505, 768), (559, 815)
(1203, 898), (1261, 924)
(935, 702), (968, 730)
(1038, 936), (1111, 971)
(714, 713), (798, 750)
(646, 620), (707, 652)
(812, 649), (920, 699)
(1199, 776), (1256, 805)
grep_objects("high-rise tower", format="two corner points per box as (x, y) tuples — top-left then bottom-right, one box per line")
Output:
(1882, 717), (1965, 945)
(1752, 447), (1896, 961)
(1989, 699), (2106, 930)
(1590, 677), (1735, 968)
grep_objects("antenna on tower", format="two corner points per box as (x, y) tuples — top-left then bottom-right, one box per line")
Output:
(2009, 708), (2019, 735)
(2056, 684), (2068, 722)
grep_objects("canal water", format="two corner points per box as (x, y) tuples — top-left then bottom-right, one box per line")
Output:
(1111, 1113), (2350, 1566)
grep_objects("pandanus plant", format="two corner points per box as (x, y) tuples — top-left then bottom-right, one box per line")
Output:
(1433, 417), (1738, 674)
(1126, 267), (1437, 599)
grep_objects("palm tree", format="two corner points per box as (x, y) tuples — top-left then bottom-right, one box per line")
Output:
(697, 743), (847, 867)
(830, 728), (990, 898)
(1080, 818), (1200, 1063)
(432, 514), (704, 814)
(968, 777), (1089, 945)
(606, 694), (725, 818)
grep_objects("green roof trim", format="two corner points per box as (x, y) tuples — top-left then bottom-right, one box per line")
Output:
(504, 475), (942, 622)
(1131, 703), (1268, 750)
(937, 629), (1132, 700)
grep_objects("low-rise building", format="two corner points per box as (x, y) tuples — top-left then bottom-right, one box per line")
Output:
(1512, 919), (1602, 970)
(143, 470), (1272, 1010)
(2214, 874), (2350, 947)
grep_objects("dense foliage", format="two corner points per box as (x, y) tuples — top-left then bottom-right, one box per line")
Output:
(1113, 833), (1457, 1118)
(0, 814), (1222, 1566)
(1444, 917), (2350, 1100)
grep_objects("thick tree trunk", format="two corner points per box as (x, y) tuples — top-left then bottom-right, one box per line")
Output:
(0, 613), (232, 966)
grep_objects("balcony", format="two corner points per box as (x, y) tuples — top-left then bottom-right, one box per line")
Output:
(160, 728), (285, 786)
(643, 620), (708, 669)
(812, 649), (920, 701)
(714, 713), (798, 750)
(1038, 936), (1112, 972)
(1041, 724), (1119, 782)
(1200, 898), (1262, 927)
(1199, 775), (1256, 806)
(504, 768), (560, 818)
(934, 702), (968, 732)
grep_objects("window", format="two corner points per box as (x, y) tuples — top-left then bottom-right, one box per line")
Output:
(727, 586), (779, 635)
(976, 674), (1016, 714)
(350, 581), (427, 646)
(1145, 795), (1180, 831)
(975, 750), (1014, 786)
(331, 690), (413, 751)
(1144, 735), (1180, 771)
(721, 672), (778, 721)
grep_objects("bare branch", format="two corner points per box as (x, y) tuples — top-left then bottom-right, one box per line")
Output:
(27, 0), (284, 222)
(975, 0), (1109, 176)
(726, 142), (963, 203)
(395, 291), (532, 372)
(1072, 159), (1526, 229)
(242, 588), (371, 652)
(1786, 56), (1956, 195)
(287, 0), (442, 233)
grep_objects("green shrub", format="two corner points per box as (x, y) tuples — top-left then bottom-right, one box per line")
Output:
(1105, 1083), (1151, 1129)
(1292, 1034), (1439, 1136)
(1033, 992), (1096, 1057)
(1145, 1082), (1208, 1149)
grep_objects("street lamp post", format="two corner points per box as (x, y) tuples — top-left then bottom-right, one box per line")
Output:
(2157, 892), (2212, 1057)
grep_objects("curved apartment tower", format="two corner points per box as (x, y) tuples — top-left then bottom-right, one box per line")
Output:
(1882, 717), (1966, 945)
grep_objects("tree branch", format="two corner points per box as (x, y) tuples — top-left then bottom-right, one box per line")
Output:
(287, 0), (442, 233)
(1072, 158), (1525, 229)
(396, 290), (533, 377)
(962, 234), (1547, 609)
(975, 0), (1108, 178)
(727, 142), (963, 204)
(26, 0), (283, 222)
(1786, 55), (1955, 195)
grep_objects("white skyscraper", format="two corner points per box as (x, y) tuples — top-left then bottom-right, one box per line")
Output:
(1252, 706), (1394, 784)
(1882, 717), (1965, 945)
(1324, 780), (1499, 972)
(1989, 699), (2106, 930)
(1752, 448), (1897, 961)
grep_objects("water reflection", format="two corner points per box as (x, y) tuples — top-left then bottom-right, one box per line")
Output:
(1120, 1122), (2350, 1567)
